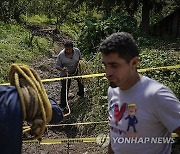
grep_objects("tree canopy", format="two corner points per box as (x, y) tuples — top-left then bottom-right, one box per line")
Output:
(0, 0), (179, 34)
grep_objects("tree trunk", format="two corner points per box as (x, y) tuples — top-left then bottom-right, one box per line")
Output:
(142, 0), (150, 34)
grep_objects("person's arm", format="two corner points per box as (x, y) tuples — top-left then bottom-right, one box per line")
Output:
(79, 50), (82, 60)
(56, 52), (68, 72)
(108, 141), (114, 154)
(174, 127), (180, 136)
(75, 47), (82, 60)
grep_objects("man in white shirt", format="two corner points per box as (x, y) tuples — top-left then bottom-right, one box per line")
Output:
(99, 32), (180, 154)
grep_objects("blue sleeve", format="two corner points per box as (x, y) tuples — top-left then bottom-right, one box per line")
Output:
(0, 86), (23, 154)
(0, 86), (63, 154)
(49, 98), (63, 124)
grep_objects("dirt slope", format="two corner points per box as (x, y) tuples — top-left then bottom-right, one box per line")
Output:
(22, 27), (108, 154)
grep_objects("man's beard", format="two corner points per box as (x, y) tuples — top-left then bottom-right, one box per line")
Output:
(109, 82), (118, 88)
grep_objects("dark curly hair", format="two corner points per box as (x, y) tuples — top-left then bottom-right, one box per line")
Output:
(64, 40), (73, 48)
(99, 32), (139, 62)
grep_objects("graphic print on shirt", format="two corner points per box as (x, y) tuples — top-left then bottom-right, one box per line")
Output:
(125, 104), (138, 133)
(114, 103), (127, 126)
(109, 101), (139, 137)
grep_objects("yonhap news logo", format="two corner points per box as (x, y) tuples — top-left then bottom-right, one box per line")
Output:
(112, 137), (175, 144)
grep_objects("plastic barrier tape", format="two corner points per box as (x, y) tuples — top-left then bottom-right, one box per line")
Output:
(23, 137), (97, 144)
(23, 121), (109, 132)
(47, 121), (109, 127)
(1, 65), (180, 85)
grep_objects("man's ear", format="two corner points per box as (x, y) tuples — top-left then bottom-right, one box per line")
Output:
(131, 56), (139, 70)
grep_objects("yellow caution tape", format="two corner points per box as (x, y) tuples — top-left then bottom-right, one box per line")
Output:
(1, 65), (180, 85)
(23, 139), (38, 143)
(0, 82), (10, 86)
(0, 73), (106, 85)
(138, 64), (180, 73)
(23, 137), (97, 144)
(23, 121), (109, 132)
(47, 121), (109, 127)
(42, 73), (106, 82)
(172, 133), (179, 138)
(23, 127), (31, 133)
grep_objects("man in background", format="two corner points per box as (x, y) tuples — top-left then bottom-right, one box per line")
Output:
(56, 41), (84, 112)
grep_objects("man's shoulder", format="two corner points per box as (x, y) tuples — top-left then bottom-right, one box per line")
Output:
(58, 49), (65, 57)
(143, 76), (164, 89)
(108, 87), (119, 96)
(73, 47), (80, 53)
(142, 76), (168, 95)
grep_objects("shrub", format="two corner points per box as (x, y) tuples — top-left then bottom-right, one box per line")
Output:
(77, 13), (138, 55)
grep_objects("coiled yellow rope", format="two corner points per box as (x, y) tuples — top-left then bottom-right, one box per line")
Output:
(77, 60), (90, 85)
(9, 63), (52, 140)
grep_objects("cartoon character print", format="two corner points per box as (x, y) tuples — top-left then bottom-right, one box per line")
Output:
(125, 104), (138, 133)
(109, 101), (139, 137)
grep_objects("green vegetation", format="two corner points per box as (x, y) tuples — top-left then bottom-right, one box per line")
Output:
(0, 22), (53, 83)
(77, 13), (139, 55)
(139, 49), (180, 99)
(23, 15), (51, 24)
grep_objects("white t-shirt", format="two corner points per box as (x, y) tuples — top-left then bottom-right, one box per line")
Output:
(108, 76), (180, 154)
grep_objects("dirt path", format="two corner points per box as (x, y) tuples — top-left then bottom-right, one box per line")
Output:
(22, 26), (108, 154)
